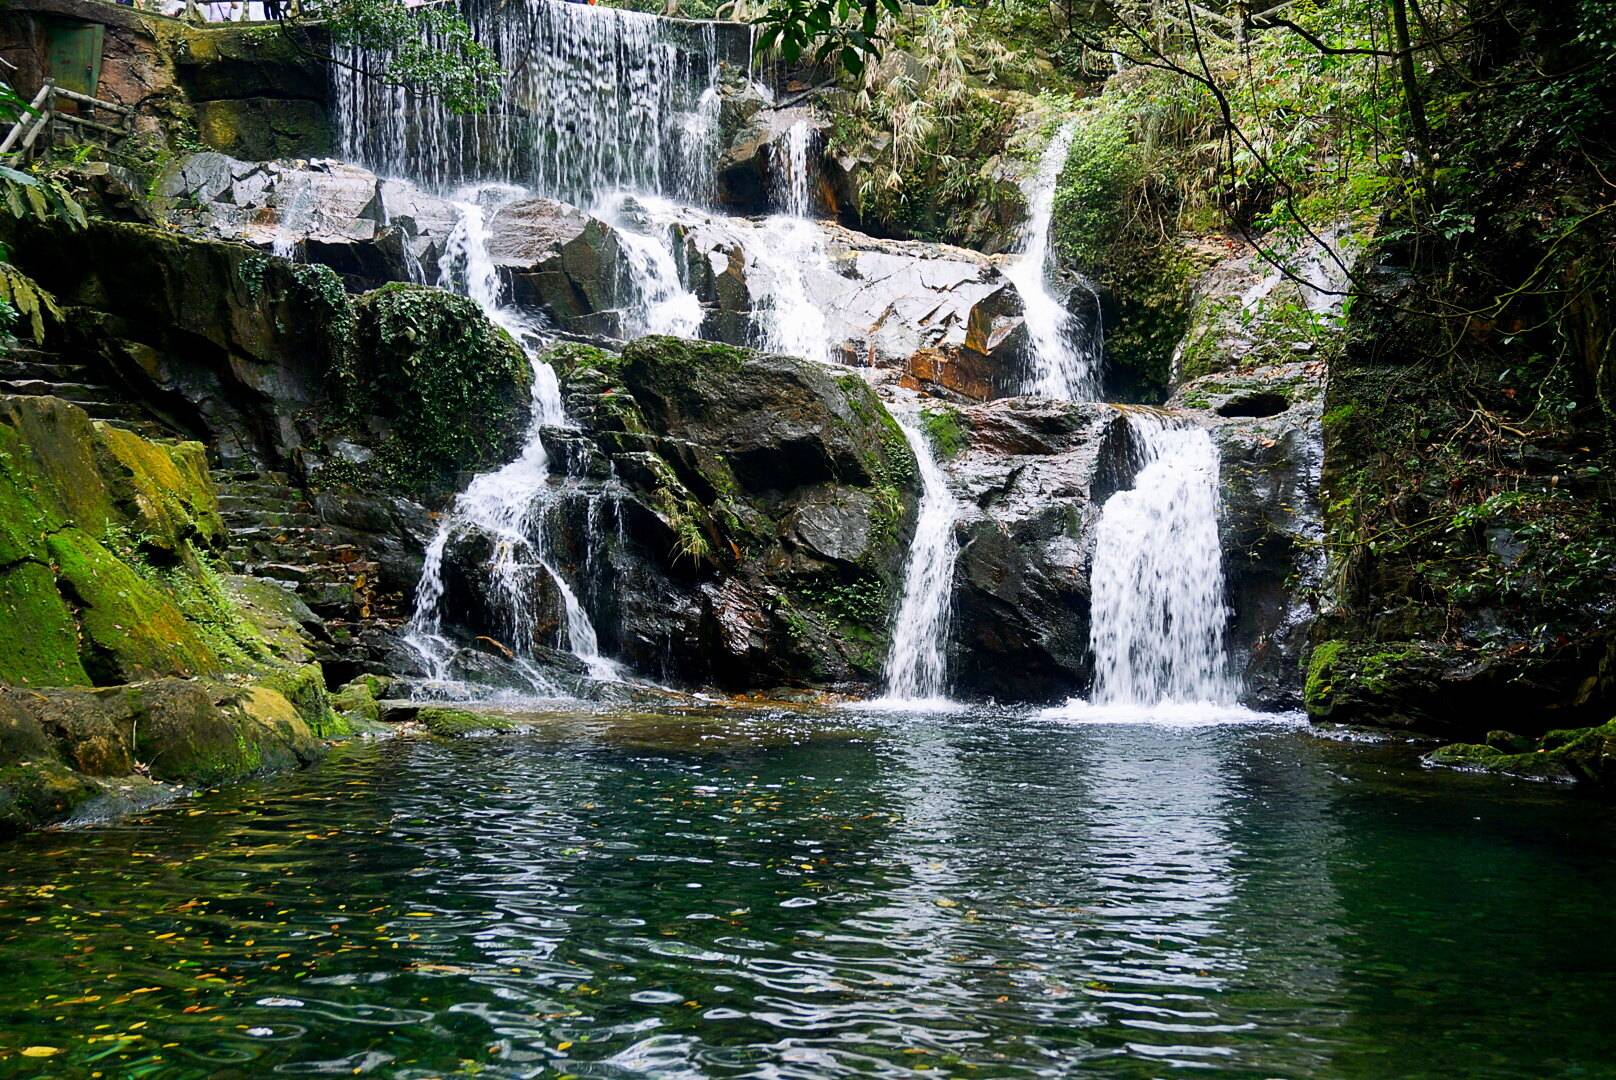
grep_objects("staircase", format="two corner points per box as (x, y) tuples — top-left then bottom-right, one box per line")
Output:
(0, 345), (174, 439)
(210, 468), (405, 673)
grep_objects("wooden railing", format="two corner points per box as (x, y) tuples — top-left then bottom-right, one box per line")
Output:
(0, 80), (135, 160)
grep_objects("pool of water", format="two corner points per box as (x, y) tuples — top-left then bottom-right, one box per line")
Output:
(1, 706), (1613, 1078)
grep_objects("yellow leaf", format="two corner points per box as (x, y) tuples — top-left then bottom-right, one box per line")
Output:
(21, 1046), (61, 1057)
(558, 1041), (573, 1051)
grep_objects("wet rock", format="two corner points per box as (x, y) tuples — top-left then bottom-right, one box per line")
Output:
(434, 338), (921, 693)
(944, 399), (1141, 701)
(1172, 361), (1328, 710)
(715, 101), (825, 213)
(0, 677), (324, 837)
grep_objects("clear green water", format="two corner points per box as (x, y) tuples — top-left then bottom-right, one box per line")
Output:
(2, 707), (1614, 1079)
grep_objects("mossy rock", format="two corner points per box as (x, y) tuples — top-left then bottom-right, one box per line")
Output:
(261, 662), (342, 737)
(0, 560), (91, 688)
(0, 679), (324, 833)
(129, 680), (319, 785)
(92, 427), (224, 552)
(1426, 718), (1616, 786)
(47, 528), (222, 684)
(331, 677), (382, 728)
(417, 706), (517, 738)
(0, 759), (105, 839)
(337, 286), (533, 499)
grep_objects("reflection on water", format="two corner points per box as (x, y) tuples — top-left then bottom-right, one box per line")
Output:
(0, 707), (1613, 1077)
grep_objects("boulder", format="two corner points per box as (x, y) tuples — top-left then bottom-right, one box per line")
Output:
(0, 678), (324, 837)
(943, 398), (1141, 701)
(429, 338), (922, 693)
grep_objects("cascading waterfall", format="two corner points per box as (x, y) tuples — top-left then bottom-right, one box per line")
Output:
(404, 185), (617, 688)
(1005, 121), (1103, 401)
(1083, 412), (1232, 707)
(595, 193), (705, 339)
(333, 0), (727, 206)
(876, 409), (962, 707)
(772, 119), (815, 218)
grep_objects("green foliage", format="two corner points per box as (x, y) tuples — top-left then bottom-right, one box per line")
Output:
(0, 264), (60, 345)
(332, 285), (531, 497)
(819, 5), (1053, 248)
(919, 405), (967, 459)
(296, 0), (504, 113)
(1049, 113), (1140, 273)
(0, 165), (86, 233)
(754, 0), (903, 78)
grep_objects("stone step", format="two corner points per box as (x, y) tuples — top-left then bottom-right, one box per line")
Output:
(0, 357), (88, 382)
(0, 379), (117, 399)
(210, 469), (294, 487)
(216, 493), (310, 515)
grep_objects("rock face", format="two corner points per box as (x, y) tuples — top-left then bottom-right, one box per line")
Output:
(427, 337), (921, 692)
(160, 155), (1047, 398)
(1172, 362), (1327, 711)
(1306, 233), (1616, 741)
(940, 399), (1140, 701)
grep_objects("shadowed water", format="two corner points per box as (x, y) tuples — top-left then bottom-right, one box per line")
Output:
(1, 708), (1614, 1078)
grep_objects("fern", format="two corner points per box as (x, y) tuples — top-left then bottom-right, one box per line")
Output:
(0, 263), (60, 344)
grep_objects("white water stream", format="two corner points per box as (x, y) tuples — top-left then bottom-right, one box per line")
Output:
(403, 186), (617, 688)
(595, 193), (705, 339)
(1047, 412), (1234, 718)
(1005, 122), (1103, 401)
(875, 409), (962, 708)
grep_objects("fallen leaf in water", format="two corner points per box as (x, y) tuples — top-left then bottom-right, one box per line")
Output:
(20, 1046), (61, 1057)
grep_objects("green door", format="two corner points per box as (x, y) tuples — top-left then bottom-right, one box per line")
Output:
(44, 20), (105, 99)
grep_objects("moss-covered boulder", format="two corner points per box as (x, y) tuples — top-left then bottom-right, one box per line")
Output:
(1426, 719), (1616, 786)
(417, 706), (517, 738)
(325, 284), (533, 499)
(429, 337), (919, 693)
(0, 678), (324, 837)
(0, 395), (342, 833)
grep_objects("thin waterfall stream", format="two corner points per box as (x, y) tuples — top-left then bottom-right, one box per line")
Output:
(1006, 121), (1103, 401)
(403, 186), (617, 688)
(874, 409), (962, 708)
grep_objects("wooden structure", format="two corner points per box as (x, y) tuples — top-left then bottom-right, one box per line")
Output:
(0, 77), (133, 159)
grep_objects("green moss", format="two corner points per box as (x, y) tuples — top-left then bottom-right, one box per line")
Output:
(93, 428), (224, 548)
(544, 341), (624, 379)
(1427, 718), (1616, 785)
(333, 285), (532, 498)
(0, 759), (104, 839)
(331, 677), (382, 727)
(919, 405), (968, 459)
(417, 706), (516, 738)
(46, 528), (221, 684)
(0, 561), (91, 687)
(1302, 639), (1345, 714)
(261, 663), (340, 736)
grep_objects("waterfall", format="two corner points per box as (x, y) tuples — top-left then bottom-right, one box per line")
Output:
(332, 0), (726, 206)
(875, 409), (961, 707)
(1083, 413), (1232, 707)
(595, 193), (705, 339)
(772, 119), (815, 218)
(1005, 121), (1103, 402)
(404, 186), (617, 688)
